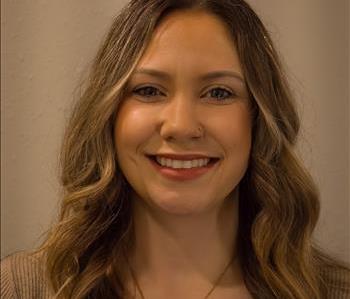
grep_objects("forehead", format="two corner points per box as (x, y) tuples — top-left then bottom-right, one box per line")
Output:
(136, 10), (243, 74)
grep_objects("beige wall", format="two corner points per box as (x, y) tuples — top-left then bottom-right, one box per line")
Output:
(1, 0), (349, 263)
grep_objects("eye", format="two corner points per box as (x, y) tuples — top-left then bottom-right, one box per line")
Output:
(132, 86), (165, 98)
(203, 87), (235, 101)
(132, 85), (236, 102)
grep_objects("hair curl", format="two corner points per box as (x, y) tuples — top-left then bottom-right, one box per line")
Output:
(35, 0), (349, 298)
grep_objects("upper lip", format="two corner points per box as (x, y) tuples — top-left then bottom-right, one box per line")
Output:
(147, 153), (219, 160)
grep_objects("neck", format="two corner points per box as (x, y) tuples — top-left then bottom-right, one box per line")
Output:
(125, 190), (242, 296)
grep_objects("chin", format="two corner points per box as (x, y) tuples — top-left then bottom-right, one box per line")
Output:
(147, 195), (217, 217)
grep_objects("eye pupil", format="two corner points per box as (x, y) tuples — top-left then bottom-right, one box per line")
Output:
(142, 87), (157, 96)
(211, 88), (230, 99)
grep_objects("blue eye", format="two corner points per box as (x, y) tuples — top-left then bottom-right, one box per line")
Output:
(133, 86), (164, 98)
(204, 87), (234, 101)
(132, 86), (235, 102)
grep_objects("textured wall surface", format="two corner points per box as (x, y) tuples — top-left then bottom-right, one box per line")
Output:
(1, 0), (349, 263)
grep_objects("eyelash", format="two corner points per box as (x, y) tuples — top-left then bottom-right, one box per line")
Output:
(132, 86), (236, 102)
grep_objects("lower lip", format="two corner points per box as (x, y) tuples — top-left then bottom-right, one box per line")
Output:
(147, 156), (219, 181)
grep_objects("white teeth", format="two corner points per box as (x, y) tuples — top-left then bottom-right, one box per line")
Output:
(155, 157), (210, 169)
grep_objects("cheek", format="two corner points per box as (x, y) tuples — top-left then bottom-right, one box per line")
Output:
(228, 116), (251, 153)
(210, 106), (252, 155)
(218, 110), (252, 186)
(114, 103), (155, 155)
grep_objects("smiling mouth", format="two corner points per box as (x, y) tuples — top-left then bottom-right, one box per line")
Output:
(146, 155), (220, 167)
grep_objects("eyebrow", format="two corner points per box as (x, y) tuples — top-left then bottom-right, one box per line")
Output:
(133, 68), (245, 83)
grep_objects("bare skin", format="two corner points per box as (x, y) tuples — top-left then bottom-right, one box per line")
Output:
(115, 9), (254, 299)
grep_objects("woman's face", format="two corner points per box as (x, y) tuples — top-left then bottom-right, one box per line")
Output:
(114, 10), (252, 216)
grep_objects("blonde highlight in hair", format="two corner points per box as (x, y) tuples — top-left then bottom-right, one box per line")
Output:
(35, 0), (349, 298)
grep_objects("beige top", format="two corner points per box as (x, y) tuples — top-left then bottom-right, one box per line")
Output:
(1, 251), (350, 299)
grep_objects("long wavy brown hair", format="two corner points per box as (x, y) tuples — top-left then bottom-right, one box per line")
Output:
(35, 0), (349, 298)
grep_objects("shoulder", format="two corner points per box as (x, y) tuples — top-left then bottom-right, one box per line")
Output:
(1, 251), (51, 299)
(321, 262), (350, 299)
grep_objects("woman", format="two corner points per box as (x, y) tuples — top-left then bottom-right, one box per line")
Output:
(1, 0), (349, 298)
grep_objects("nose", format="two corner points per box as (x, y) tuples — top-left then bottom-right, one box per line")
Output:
(159, 94), (204, 142)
